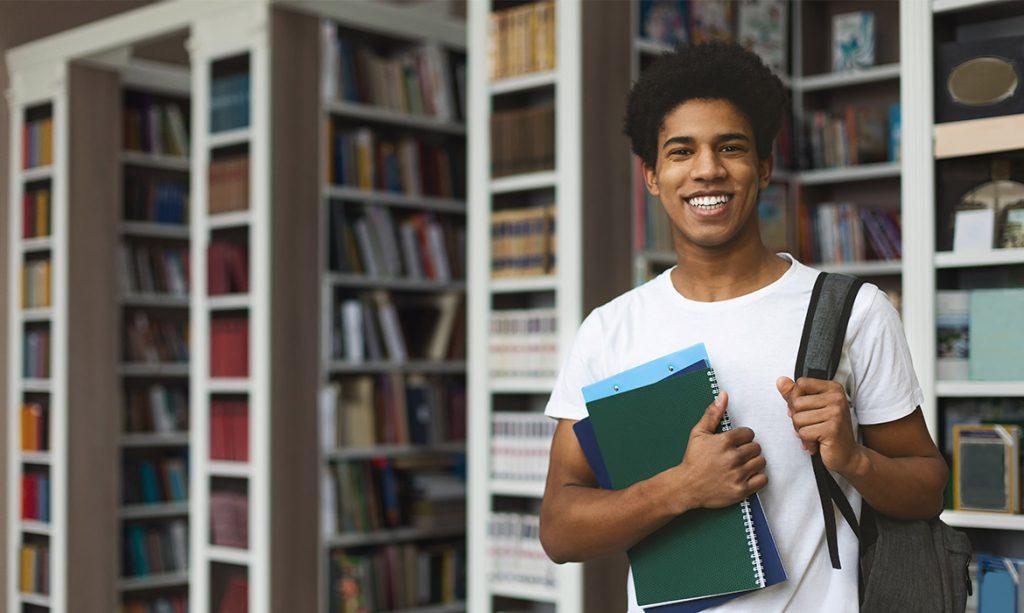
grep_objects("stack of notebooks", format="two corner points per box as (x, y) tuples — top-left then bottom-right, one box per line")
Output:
(574, 343), (786, 610)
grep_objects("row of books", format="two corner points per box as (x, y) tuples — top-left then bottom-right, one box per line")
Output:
(211, 71), (250, 133)
(936, 289), (1024, 381)
(122, 595), (187, 613)
(330, 203), (465, 281)
(21, 259), (51, 309)
(210, 490), (248, 549)
(22, 115), (53, 169)
(323, 27), (463, 121)
(325, 455), (465, 535)
(489, 308), (558, 380)
(20, 543), (49, 595)
(119, 244), (189, 296)
(124, 312), (189, 364)
(124, 520), (187, 577)
(210, 400), (248, 462)
(487, 512), (556, 590)
(210, 316), (249, 378)
(320, 376), (467, 449)
(803, 105), (900, 171)
(491, 205), (556, 278)
(328, 127), (463, 199)
(21, 472), (50, 522)
(489, 2), (555, 80)
(208, 239), (248, 295)
(802, 203), (902, 264)
(123, 93), (190, 157)
(125, 384), (188, 434)
(214, 574), (248, 613)
(122, 455), (188, 506)
(334, 292), (464, 363)
(209, 152), (249, 215)
(21, 185), (50, 238)
(490, 104), (555, 178)
(23, 328), (50, 378)
(20, 403), (48, 451)
(124, 174), (189, 225)
(491, 412), (555, 483)
(328, 542), (465, 612)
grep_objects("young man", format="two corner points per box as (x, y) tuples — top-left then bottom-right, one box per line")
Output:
(539, 42), (948, 612)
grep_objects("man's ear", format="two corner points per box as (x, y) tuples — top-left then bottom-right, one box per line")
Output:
(642, 159), (660, 196)
(758, 153), (774, 190)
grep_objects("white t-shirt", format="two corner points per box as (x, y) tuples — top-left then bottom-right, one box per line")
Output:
(544, 254), (924, 612)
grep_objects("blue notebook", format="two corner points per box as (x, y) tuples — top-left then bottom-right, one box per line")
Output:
(575, 344), (786, 611)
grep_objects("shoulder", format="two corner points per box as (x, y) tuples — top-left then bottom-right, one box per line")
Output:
(847, 282), (900, 341)
(581, 272), (666, 336)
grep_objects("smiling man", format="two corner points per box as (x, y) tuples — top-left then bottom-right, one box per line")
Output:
(538, 42), (948, 611)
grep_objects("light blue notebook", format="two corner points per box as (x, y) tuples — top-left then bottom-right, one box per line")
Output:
(969, 289), (1024, 381)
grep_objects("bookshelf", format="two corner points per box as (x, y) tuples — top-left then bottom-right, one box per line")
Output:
(316, 5), (469, 613)
(468, 2), (631, 612)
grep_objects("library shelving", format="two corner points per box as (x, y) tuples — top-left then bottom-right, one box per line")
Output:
(468, 2), (631, 612)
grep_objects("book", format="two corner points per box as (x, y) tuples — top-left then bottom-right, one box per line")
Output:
(953, 208), (996, 251)
(936, 290), (970, 381)
(737, 0), (788, 75)
(953, 424), (1020, 513)
(968, 289), (1024, 381)
(581, 344), (780, 607)
(832, 11), (875, 71)
(639, 1), (688, 47)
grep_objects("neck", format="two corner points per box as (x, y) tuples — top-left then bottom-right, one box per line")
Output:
(669, 225), (790, 302)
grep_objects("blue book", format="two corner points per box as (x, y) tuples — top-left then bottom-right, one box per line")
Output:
(139, 460), (160, 504)
(575, 344), (786, 611)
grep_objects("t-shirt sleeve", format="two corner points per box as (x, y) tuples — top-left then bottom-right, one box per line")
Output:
(846, 285), (925, 426)
(544, 311), (603, 422)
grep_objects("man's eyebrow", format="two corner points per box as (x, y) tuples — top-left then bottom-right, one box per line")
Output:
(661, 133), (752, 149)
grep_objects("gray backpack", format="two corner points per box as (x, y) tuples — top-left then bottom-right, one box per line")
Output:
(798, 272), (973, 613)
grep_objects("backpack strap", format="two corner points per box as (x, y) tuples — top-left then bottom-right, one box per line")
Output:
(795, 272), (864, 570)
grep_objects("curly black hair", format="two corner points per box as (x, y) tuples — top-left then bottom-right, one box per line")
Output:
(624, 41), (789, 169)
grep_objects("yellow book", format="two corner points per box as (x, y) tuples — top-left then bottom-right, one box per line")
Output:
(41, 118), (52, 166)
(36, 189), (49, 237)
(21, 263), (28, 309)
(43, 259), (51, 307)
(20, 545), (34, 593)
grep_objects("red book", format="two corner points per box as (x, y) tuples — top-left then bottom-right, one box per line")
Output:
(22, 474), (37, 519)
(234, 402), (249, 462)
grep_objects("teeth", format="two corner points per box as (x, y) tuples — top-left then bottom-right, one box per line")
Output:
(687, 194), (731, 209)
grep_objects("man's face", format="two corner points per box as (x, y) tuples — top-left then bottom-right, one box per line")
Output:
(644, 98), (772, 249)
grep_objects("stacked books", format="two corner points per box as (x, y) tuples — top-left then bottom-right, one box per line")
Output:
(487, 512), (556, 590)
(23, 327), (50, 378)
(21, 184), (50, 238)
(210, 489), (248, 548)
(209, 152), (249, 214)
(22, 113), (53, 169)
(123, 92), (190, 157)
(211, 70), (250, 133)
(803, 104), (900, 170)
(124, 173), (188, 225)
(124, 312), (189, 364)
(21, 259), (51, 309)
(802, 203), (901, 264)
(489, 2), (556, 80)
(207, 238), (249, 295)
(124, 384), (188, 434)
(119, 244), (189, 296)
(20, 403), (48, 451)
(21, 472), (50, 522)
(490, 412), (555, 483)
(333, 292), (464, 363)
(20, 543), (49, 595)
(328, 542), (465, 612)
(124, 520), (188, 576)
(210, 316), (249, 378)
(490, 205), (556, 277)
(210, 399), (248, 462)
(122, 455), (188, 505)
(490, 103), (555, 177)
(488, 307), (558, 380)
(327, 127), (462, 198)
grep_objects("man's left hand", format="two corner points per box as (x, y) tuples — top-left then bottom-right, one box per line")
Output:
(777, 376), (864, 477)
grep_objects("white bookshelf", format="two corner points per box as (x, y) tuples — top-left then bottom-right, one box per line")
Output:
(315, 6), (469, 612)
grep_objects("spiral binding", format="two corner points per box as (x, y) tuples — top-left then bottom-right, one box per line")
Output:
(708, 368), (766, 587)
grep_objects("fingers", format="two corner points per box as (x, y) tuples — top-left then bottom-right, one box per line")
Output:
(739, 453), (767, 477)
(724, 426), (755, 446)
(734, 441), (762, 464)
(790, 406), (836, 429)
(797, 422), (829, 454)
(746, 472), (769, 494)
(691, 391), (728, 436)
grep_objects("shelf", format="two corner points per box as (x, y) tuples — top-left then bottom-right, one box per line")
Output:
(326, 273), (466, 292)
(932, 0), (1015, 13)
(816, 260), (902, 276)
(934, 113), (1024, 159)
(120, 432), (189, 448)
(120, 150), (190, 171)
(207, 545), (252, 566)
(489, 479), (545, 498)
(21, 451), (52, 465)
(22, 165), (53, 182)
(326, 100), (465, 135)
(635, 38), (674, 56)
(940, 510), (1024, 530)
(935, 248), (1024, 269)
(795, 63), (901, 92)
(121, 293), (189, 308)
(21, 236), (53, 253)
(19, 593), (51, 607)
(325, 441), (465, 461)
(386, 602), (466, 613)
(208, 460), (251, 478)
(22, 379), (52, 393)
(488, 580), (559, 603)
(638, 250), (676, 267)
(207, 378), (251, 393)
(21, 520), (51, 536)
(120, 501), (189, 520)
(119, 221), (190, 240)
(326, 524), (465, 548)
(328, 360), (466, 375)
(489, 378), (556, 395)
(207, 210), (252, 230)
(208, 127), (251, 149)
(489, 70), (558, 95)
(490, 171), (557, 194)
(935, 381), (1024, 397)
(324, 185), (466, 214)
(117, 570), (190, 592)
(119, 362), (189, 377)
(21, 307), (53, 322)
(208, 294), (251, 310)
(490, 276), (558, 294)
(796, 161), (901, 185)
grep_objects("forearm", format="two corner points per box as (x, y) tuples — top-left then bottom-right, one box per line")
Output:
(539, 467), (688, 564)
(840, 444), (948, 519)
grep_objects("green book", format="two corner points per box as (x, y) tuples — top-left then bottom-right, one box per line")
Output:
(586, 367), (764, 607)
(969, 289), (1024, 381)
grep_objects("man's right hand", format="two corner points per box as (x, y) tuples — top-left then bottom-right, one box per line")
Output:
(670, 391), (768, 512)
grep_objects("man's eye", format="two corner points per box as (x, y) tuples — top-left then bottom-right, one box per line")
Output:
(669, 149), (689, 156)
(722, 145), (742, 152)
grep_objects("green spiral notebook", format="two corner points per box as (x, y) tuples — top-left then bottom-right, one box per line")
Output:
(585, 365), (766, 607)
